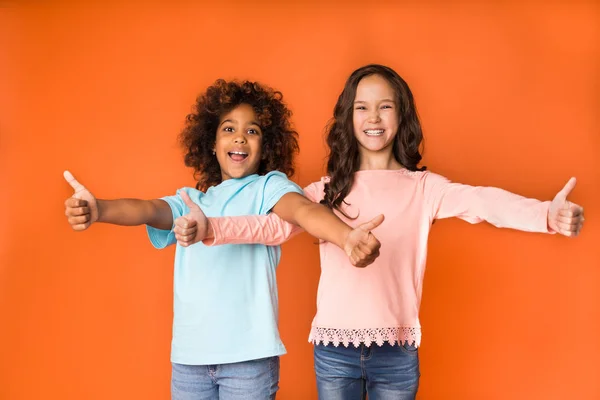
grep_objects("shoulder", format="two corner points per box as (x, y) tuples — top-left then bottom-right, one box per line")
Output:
(263, 170), (290, 182)
(302, 177), (328, 202)
(172, 187), (204, 202)
(259, 171), (301, 190)
(256, 171), (303, 201)
(410, 169), (449, 186)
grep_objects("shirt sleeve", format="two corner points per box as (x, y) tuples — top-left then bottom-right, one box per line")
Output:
(203, 213), (303, 246)
(146, 188), (193, 249)
(204, 179), (324, 246)
(423, 171), (552, 233)
(260, 171), (304, 213)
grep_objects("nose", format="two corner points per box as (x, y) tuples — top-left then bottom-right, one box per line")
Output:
(367, 109), (381, 123)
(233, 133), (247, 144)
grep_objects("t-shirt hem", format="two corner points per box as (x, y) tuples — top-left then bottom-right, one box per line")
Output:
(170, 345), (287, 366)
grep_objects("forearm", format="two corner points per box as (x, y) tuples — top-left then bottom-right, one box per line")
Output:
(204, 214), (302, 246)
(435, 184), (551, 232)
(276, 201), (350, 249)
(97, 199), (173, 230)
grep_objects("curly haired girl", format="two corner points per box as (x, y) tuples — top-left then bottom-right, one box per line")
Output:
(62, 79), (383, 400)
(180, 79), (300, 191)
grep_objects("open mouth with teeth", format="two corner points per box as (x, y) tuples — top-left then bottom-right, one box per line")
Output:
(228, 151), (249, 162)
(364, 129), (384, 136)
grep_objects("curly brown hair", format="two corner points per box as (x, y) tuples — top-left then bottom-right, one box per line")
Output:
(179, 79), (299, 191)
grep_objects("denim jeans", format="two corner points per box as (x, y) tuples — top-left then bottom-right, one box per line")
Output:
(171, 356), (279, 400)
(314, 342), (420, 400)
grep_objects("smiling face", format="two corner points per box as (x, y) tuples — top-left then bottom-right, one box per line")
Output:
(213, 103), (263, 182)
(352, 74), (400, 157)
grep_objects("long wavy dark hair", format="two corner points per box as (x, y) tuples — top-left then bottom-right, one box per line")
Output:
(179, 79), (299, 191)
(321, 64), (426, 213)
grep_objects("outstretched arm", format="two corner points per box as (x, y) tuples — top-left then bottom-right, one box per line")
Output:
(63, 170), (173, 231)
(427, 174), (584, 237)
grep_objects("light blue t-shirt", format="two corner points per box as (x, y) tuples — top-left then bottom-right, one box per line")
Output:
(146, 171), (303, 365)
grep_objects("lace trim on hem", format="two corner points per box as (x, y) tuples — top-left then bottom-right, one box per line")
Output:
(308, 326), (422, 348)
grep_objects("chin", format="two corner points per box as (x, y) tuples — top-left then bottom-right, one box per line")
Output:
(231, 168), (257, 179)
(360, 140), (394, 152)
(360, 144), (386, 152)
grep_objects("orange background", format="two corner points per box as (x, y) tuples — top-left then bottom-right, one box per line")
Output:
(1, 1), (599, 399)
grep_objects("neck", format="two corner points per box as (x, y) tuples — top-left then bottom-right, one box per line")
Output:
(358, 147), (403, 171)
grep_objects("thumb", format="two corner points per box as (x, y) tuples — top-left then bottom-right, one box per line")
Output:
(180, 189), (200, 211)
(175, 215), (194, 228)
(63, 170), (86, 193)
(358, 214), (385, 232)
(554, 177), (577, 204)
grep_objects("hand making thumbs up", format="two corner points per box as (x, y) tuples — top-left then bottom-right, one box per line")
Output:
(63, 170), (98, 231)
(173, 190), (212, 247)
(547, 177), (585, 237)
(344, 214), (385, 268)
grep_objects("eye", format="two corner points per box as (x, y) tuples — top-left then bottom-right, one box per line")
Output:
(223, 126), (234, 133)
(355, 106), (367, 111)
(247, 128), (260, 135)
(381, 104), (393, 109)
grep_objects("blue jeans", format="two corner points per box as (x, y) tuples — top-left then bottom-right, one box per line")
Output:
(314, 342), (420, 400)
(171, 356), (279, 400)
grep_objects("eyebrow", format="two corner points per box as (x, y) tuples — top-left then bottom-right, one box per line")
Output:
(219, 119), (262, 128)
(354, 99), (396, 104)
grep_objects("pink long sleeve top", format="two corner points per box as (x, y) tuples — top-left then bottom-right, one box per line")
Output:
(206, 169), (552, 347)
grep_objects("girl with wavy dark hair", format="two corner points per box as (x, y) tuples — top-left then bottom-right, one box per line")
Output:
(176, 65), (584, 399)
(62, 79), (383, 400)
